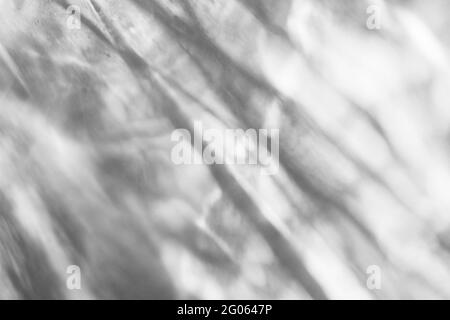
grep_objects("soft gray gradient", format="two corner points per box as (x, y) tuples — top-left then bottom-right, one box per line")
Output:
(1, 0), (450, 299)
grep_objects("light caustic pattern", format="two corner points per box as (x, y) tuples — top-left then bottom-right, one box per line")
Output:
(1, 0), (450, 299)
